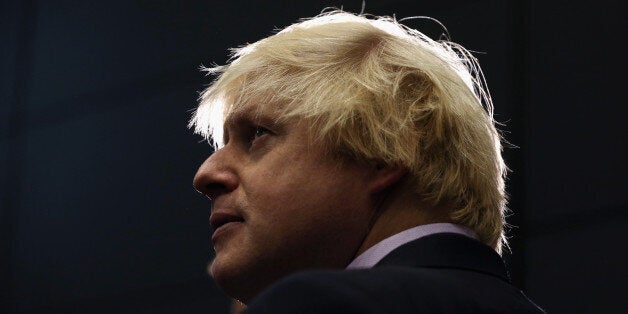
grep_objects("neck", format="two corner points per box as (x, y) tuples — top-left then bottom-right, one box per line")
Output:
(354, 183), (451, 257)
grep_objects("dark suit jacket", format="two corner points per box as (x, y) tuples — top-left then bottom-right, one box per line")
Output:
(245, 233), (545, 313)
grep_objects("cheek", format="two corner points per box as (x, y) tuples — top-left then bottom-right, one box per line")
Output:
(242, 149), (372, 232)
(264, 176), (369, 233)
(244, 159), (319, 204)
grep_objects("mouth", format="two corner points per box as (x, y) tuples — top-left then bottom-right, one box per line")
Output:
(210, 212), (245, 231)
(210, 212), (245, 244)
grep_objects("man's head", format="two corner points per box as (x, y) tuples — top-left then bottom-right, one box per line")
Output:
(191, 11), (507, 303)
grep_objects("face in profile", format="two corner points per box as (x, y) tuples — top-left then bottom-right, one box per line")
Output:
(193, 106), (376, 303)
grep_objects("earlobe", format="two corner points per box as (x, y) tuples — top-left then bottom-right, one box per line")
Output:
(369, 164), (407, 194)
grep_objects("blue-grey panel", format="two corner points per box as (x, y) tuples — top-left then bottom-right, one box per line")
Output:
(13, 86), (219, 310)
(25, 0), (224, 118)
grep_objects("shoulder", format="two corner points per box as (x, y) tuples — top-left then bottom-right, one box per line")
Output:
(245, 267), (544, 314)
(244, 269), (375, 314)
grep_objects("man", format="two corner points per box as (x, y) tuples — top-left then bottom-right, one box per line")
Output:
(191, 11), (544, 313)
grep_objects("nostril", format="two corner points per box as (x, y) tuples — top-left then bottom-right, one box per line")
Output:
(203, 183), (229, 200)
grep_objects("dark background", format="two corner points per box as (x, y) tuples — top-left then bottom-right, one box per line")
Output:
(1, 0), (626, 313)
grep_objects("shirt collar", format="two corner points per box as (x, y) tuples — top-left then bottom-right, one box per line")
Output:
(346, 223), (477, 269)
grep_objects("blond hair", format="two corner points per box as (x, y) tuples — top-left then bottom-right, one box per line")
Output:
(190, 11), (508, 253)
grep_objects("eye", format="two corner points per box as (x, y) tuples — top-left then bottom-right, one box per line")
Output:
(253, 126), (271, 139)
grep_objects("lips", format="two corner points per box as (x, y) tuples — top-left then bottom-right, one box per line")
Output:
(210, 212), (245, 231)
(210, 212), (245, 244)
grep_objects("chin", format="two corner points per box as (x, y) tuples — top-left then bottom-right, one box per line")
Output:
(208, 254), (233, 287)
(208, 255), (261, 304)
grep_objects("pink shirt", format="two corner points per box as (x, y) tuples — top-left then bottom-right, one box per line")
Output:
(346, 223), (478, 269)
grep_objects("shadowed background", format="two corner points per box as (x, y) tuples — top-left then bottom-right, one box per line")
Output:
(1, 0), (626, 313)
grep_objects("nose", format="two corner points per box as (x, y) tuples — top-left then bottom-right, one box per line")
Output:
(193, 148), (239, 200)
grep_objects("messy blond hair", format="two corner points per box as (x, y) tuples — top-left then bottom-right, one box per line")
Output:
(190, 11), (508, 253)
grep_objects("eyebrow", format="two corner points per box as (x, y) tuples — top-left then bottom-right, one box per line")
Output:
(226, 109), (282, 127)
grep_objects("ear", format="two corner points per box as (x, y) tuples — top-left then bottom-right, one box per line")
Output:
(367, 163), (408, 194)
